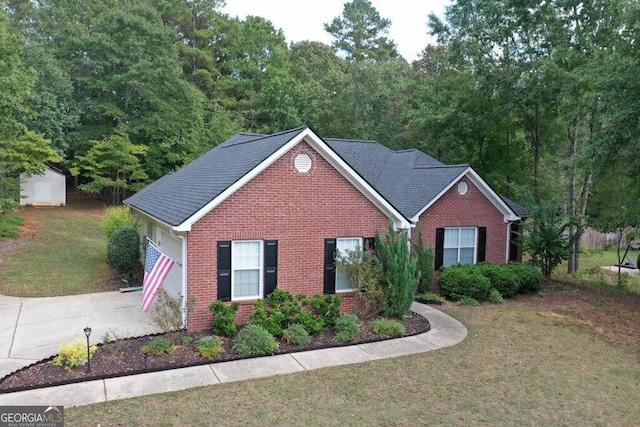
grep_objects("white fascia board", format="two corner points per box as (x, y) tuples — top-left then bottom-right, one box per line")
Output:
(175, 127), (410, 231)
(125, 204), (179, 232)
(410, 167), (519, 223)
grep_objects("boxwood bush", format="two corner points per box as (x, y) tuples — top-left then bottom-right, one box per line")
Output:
(233, 325), (279, 356)
(475, 262), (520, 298)
(503, 262), (543, 294)
(438, 264), (492, 302)
(107, 227), (140, 274)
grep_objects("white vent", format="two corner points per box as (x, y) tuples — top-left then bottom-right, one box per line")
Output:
(295, 153), (312, 173)
(457, 181), (468, 195)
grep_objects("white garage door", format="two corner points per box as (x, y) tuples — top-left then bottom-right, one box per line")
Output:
(157, 230), (183, 299)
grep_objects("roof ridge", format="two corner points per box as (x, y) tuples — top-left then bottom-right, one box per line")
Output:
(223, 126), (308, 148)
(413, 164), (469, 170)
(324, 138), (379, 144)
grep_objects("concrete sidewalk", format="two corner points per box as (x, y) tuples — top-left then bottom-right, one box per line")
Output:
(0, 291), (159, 378)
(0, 302), (467, 407)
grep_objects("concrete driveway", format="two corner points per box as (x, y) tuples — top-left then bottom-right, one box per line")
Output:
(0, 291), (160, 378)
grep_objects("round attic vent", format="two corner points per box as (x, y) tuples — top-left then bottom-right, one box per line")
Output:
(457, 181), (468, 195)
(295, 153), (312, 172)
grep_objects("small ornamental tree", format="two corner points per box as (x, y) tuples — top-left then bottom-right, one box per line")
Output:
(375, 221), (420, 318)
(524, 200), (575, 283)
(335, 247), (384, 319)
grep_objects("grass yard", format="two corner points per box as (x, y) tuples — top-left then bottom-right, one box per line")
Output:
(65, 282), (640, 426)
(0, 199), (118, 296)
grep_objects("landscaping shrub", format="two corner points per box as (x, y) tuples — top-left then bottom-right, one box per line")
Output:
(458, 296), (480, 306)
(233, 325), (279, 356)
(141, 337), (175, 356)
(504, 262), (543, 294)
(295, 311), (325, 335)
(335, 247), (385, 319)
(209, 300), (239, 337)
(415, 291), (445, 304)
(438, 264), (491, 302)
(476, 262), (519, 298)
(101, 206), (136, 241)
(412, 228), (435, 293)
(282, 324), (311, 345)
(54, 340), (97, 371)
(181, 335), (193, 345)
(334, 314), (361, 342)
(107, 227), (140, 274)
(248, 289), (325, 337)
(196, 336), (223, 358)
(148, 289), (195, 337)
(369, 318), (406, 337)
(489, 288), (504, 304)
(307, 294), (342, 327)
(375, 221), (420, 318)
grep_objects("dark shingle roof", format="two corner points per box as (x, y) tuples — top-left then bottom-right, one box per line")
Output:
(125, 127), (307, 226)
(325, 139), (468, 218)
(126, 127), (526, 227)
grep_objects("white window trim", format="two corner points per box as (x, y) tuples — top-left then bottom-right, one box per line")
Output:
(231, 240), (263, 301)
(443, 227), (477, 267)
(335, 237), (363, 293)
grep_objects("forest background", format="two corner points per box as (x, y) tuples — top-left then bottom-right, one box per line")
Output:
(1, 0), (639, 273)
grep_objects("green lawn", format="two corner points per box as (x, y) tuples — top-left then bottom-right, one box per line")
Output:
(65, 286), (640, 426)
(0, 204), (116, 296)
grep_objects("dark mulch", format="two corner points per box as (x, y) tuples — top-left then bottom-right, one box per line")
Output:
(0, 312), (430, 394)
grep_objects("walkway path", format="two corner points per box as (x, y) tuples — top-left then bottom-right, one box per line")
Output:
(0, 301), (467, 408)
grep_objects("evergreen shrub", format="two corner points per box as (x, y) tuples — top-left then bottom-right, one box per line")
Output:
(438, 264), (491, 302)
(107, 227), (140, 274)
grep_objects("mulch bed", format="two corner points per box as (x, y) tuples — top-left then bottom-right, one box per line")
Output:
(0, 312), (430, 394)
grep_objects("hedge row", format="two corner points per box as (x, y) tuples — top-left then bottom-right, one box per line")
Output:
(438, 262), (542, 302)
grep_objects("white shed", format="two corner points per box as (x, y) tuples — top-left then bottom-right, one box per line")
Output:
(20, 166), (67, 206)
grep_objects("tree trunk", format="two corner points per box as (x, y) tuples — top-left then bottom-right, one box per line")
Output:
(566, 116), (579, 274)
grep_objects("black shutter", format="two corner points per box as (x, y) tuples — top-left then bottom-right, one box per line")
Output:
(264, 240), (278, 297)
(477, 227), (487, 263)
(364, 237), (375, 252)
(217, 241), (231, 302)
(323, 238), (337, 294)
(435, 228), (445, 270)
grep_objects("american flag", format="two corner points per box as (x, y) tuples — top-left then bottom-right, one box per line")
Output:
(141, 241), (175, 312)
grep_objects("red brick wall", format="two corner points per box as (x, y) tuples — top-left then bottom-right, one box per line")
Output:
(415, 178), (509, 268)
(186, 142), (389, 330)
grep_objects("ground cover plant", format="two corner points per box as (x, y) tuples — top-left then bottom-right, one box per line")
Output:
(62, 281), (640, 426)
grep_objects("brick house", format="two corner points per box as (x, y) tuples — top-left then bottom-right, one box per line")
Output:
(125, 127), (526, 330)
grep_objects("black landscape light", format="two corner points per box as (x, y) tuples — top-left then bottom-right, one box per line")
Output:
(84, 326), (92, 375)
(142, 352), (148, 369)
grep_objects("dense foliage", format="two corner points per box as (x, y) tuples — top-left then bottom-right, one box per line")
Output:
(106, 227), (140, 274)
(3, 0), (639, 274)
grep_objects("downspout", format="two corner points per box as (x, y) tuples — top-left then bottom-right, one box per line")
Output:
(505, 222), (512, 263)
(170, 229), (188, 329)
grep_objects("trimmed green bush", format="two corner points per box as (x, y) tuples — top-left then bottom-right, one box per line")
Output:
(233, 325), (279, 356)
(489, 288), (504, 304)
(370, 318), (406, 337)
(209, 300), (239, 337)
(249, 289), (326, 337)
(107, 227), (140, 274)
(307, 294), (342, 327)
(141, 337), (174, 355)
(101, 206), (136, 241)
(476, 262), (519, 298)
(438, 264), (492, 302)
(282, 324), (311, 345)
(196, 336), (223, 358)
(504, 262), (543, 294)
(54, 340), (97, 371)
(335, 314), (361, 342)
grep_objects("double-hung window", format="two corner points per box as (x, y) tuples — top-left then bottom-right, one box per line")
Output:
(217, 240), (277, 302)
(232, 240), (262, 299)
(443, 227), (476, 267)
(335, 237), (363, 292)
